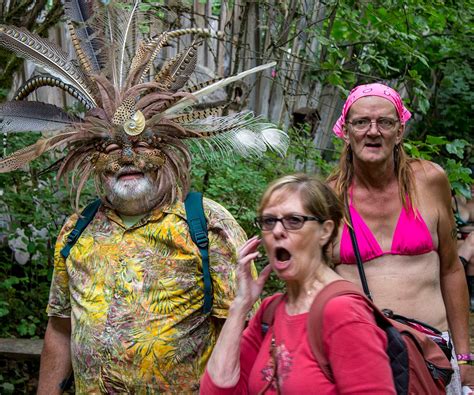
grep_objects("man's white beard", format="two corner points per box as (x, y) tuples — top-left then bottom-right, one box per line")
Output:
(111, 177), (152, 201)
(106, 176), (160, 215)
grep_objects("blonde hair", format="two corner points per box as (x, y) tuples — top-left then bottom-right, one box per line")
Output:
(258, 173), (343, 266)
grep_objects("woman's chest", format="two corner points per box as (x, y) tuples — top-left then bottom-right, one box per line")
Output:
(248, 315), (336, 394)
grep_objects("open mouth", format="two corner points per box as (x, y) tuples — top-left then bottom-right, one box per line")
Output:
(365, 142), (382, 148)
(276, 247), (291, 261)
(116, 168), (144, 180)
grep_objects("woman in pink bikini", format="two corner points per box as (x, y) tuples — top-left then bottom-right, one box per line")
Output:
(328, 83), (473, 392)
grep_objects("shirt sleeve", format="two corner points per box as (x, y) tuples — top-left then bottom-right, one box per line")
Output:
(204, 199), (257, 318)
(323, 295), (396, 394)
(45, 214), (78, 317)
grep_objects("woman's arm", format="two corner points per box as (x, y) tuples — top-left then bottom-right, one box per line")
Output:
(203, 236), (272, 390)
(205, 303), (251, 387)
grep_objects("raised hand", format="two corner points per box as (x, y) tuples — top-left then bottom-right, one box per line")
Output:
(233, 236), (272, 312)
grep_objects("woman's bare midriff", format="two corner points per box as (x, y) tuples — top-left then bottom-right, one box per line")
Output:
(335, 251), (448, 331)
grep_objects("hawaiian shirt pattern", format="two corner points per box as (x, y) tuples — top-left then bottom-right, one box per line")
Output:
(47, 198), (248, 394)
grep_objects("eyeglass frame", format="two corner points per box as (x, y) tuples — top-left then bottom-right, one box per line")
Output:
(346, 117), (399, 133)
(255, 214), (323, 231)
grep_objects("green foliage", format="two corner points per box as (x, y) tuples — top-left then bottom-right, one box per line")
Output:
(0, 134), (95, 340)
(309, 0), (473, 145)
(0, 360), (41, 394)
(404, 135), (473, 198)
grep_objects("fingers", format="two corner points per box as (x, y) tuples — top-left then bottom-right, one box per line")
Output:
(238, 236), (261, 257)
(257, 264), (272, 286)
(238, 236), (261, 265)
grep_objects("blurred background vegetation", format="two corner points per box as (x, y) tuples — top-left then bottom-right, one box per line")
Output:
(0, 0), (473, 392)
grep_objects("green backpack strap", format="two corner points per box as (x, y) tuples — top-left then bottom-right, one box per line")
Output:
(184, 192), (212, 314)
(60, 198), (102, 259)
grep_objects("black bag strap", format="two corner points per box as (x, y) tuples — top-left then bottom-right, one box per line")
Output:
(344, 192), (373, 301)
(60, 198), (102, 259)
(184, 191), (212, 314)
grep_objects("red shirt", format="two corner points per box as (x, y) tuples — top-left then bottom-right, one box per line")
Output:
(201, 293), (396, 394)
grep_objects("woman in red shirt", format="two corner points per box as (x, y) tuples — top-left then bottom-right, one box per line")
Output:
(201, 174), (395, 394)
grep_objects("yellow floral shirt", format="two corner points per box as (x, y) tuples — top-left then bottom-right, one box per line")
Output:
(47, 198), (249, 394)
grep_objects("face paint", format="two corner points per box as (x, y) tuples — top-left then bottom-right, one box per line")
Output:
(92, 145), (166, 176)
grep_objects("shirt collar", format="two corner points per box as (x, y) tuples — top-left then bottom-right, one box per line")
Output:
(103, 199), (187, 228)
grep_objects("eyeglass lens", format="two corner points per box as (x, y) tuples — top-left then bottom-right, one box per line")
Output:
(350, 118), (397, 132)
(257, 215), (316, 231)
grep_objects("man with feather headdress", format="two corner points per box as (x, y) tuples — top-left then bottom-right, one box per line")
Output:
(0, 1), (288, 392)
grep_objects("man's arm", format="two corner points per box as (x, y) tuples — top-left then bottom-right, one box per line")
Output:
(37, 317), (73, 395)
(430, 164), (473, 387)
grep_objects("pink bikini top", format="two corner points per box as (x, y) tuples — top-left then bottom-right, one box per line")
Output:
(340, 188), (435, 264)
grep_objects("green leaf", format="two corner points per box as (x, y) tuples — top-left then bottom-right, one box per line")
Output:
(446, 139), (468, 159)
(27, 242), (36, 254)
(426, 135), (448, 146)
(318, 36), (331, 46)
(1, 382), (14, 394)
(0, 277), (20, 289)
(327, 72), (344, 87)
(417, 97), (430, 114)
(0, 306), (9, 318)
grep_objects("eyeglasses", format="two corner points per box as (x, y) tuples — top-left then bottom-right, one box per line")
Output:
(347, 117), (399, 133)
(255, 214), (322, 231)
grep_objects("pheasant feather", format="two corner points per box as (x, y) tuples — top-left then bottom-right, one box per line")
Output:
(0, 101), (77, 132)
(0, 25), (97, 106)
(164, 62), (276, 115)
(64, 0), (101, 72)
(14, 75), (93, 109)
(118, 0), (140, 88)
(0, 1), (288, 208)
(179, 111), (289, 158)
(155, 43), (199, 91)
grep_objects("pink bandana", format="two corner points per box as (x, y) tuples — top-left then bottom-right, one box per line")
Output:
(332, 83), (412, 138)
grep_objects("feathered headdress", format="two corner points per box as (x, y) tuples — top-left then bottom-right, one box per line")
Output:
(0, 0), (288, 208)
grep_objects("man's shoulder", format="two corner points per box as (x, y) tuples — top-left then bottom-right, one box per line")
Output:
(58, 202), (112, 239)
(163, 196), (237, 222)
(202, 197), (247, 242)
(202, 197), (237, 222)
(164, 196), (243, 231)
(411, 159), (445, 179)
(60, 212), (81, 233)
(411, 159), (449, 189)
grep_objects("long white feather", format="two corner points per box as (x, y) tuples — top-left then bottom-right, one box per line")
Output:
(118, 0), (139, 88)
(180, 111), (289, 159)
(164, 62), (276, 115)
